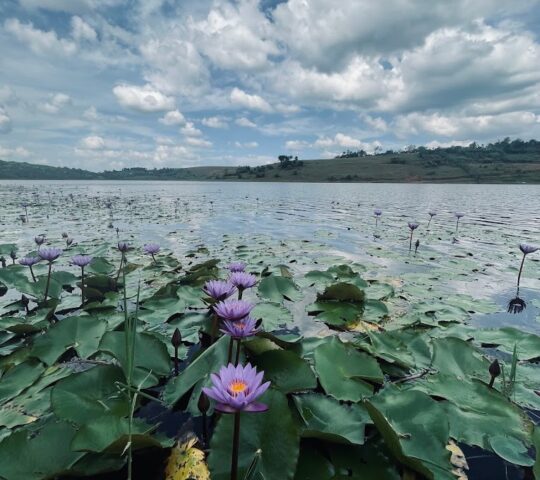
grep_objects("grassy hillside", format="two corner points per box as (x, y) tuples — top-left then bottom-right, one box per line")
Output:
(2, 139), (540, 183)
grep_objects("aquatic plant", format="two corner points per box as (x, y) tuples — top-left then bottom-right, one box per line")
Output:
(427, 210), (436, 228)
(229, 272), (258, 298)
(143, 243), (160, 263)
(9, 250), (16, 265)
(214, 299), (255, 322)
(171, 328), (182, 376)
(71, 255), (92, 303)
(374, 208), (382, 227)
(407, 221), (419, 251)
(203, 280), (236, 302)
(38, 247), (63, 301)
(34, 235), (45, 249)
(227, 261), (246, 273)
(517, 243), (539, 289)
(203, 363), (270, 480)
(221, 316), (262, 365)
(454, 212), (464, 234)
(19, 256), (40, 281)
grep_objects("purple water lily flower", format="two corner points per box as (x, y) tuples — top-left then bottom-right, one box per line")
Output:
(220, 316), (260, 339)
(34, 235), (46, 247)
(117, 242), (130, 253)
(519, 244), (539, 255)
(71, 255), (93, 268)
(19, 256), (40, 267)
(374, 209), (382, 216)
(408, 222), (419, 231)
(202, 363), (270, 413)
(227, 261), (246, 273)
(143, 243), (160, 255)
(455, 212), (465, 235)
(38, 247), (63, 262)
(214, 299), (254, 321)
(203, 280), (236, 301)
(229, 272), (258, 290)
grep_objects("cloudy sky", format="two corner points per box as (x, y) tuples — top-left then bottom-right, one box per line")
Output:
(1, 0), (540, 171)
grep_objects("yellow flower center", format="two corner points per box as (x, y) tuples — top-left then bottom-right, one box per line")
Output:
(229, 381), (248, 396)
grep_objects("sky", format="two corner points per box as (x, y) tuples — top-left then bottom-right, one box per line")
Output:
(1, 0), (540, 171)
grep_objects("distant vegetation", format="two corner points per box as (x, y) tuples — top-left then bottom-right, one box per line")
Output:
(1, 138), (540, 183)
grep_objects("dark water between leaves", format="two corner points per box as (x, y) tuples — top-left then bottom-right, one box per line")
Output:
(1, 180), (540, 480)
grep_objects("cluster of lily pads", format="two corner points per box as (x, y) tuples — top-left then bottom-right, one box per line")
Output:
(0, 185), (539, 480)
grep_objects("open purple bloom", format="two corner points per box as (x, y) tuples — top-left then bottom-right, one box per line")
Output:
(520, 243), (539, 255)
(408, 222), (419, 231)
(227, 261), (246, 273)
(19, 256), (40, 267)
(38, 247), (63, 262)
(220, 316), (260, 339)
(455, 212), (464, 219)
(374, 209), (382, 216)
(117, 242), (130, 253)
(71, 255), (93, 268)
(202, 363), (270, 413)
(203, 280), (236, 301)
(229, 271), (258, 290)
(214, 299), (254, 321)
(143, 243), (160, 255)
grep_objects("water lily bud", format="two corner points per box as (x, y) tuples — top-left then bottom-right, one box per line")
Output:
(489, 359), (501, 378)
(10, 250), (17, 261)
(21, 294), (29, 307)
(171, 328), (182, 348)
(62, 232), (68, 239)
(255, 318), (263, 329)
(198, 392), (210, 414)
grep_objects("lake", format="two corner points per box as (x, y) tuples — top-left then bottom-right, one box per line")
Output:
(1, 180), (539, 480)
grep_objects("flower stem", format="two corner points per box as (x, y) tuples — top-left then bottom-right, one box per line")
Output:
(517, 253), (526, 289)
(43, 262), (52, 301)
(210, 313), (218, 344)
(455, 218), (460, 235)
(29, 265), (36, 282)
(227, 337), (234, 364)
(409, 231), (413, 251)
(234, 339), (241, 366)
(174, 345), (179, 376)
(231, 412), (241, 480)
(81, 267), (85, 304)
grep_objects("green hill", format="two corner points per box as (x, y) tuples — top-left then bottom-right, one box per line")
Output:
(2, 138), (540, 183)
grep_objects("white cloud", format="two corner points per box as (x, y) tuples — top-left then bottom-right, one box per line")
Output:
(202, 116), (227, 128)
(186, 137), (212, 148)
(315, 133), (363, 149)
(285, 140), (310, 150)
(159, 110), (186, 126)
(230, 88), (273, 112)
(191, 0), (279, 71)
(0, 108), (12, 133)
(4, 18), (77, 56)
(235, 117), (257, 128)
(234, 141), (258, 148)
(83, 106), (99, 120)
(71, 16), (97, 42)
(81, 135), (105, 149)
(19, 0), (124, 13)
(113, 84), (175, 112)
(180, 121), (203, 137)
(0, 86), (17, 104)
(39, 93), (71, 114)
(0, 145), (30, 158)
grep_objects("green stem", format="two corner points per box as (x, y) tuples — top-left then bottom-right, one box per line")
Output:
(234, 339), (241, 366)
(227, 336), (234, 364)
(517, 253), (526, 289)
(409, 231), (413, 251)
(210, 313), (219, 344)
(231, 412), (241, 480)
(455, 218), (460, 235)
(81, 267), (85, 304)
(43, 262), (52, 301)
(29, 265), (36, 282)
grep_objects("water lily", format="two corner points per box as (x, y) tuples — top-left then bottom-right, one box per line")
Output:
(374, 208), (382, 227)
(427, 211), (436, 229)
(71, 255), (92, 303)
(19, 256), (40, 281)
(34, 235), (45, 249)
(516, 243), (539, 289)
(203, 280), (236, 302)
(38, 247), (63, 301)
(227, 261), (246, 273)
(221, 316), (261, 340)
(407, 222), (419, 251)
(228, 271), (258, 298)
(454, 212), (464, 235)
(214, 299), (254, 322)
(203, 363), (270, 480)
(143, 243), (160, 263)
